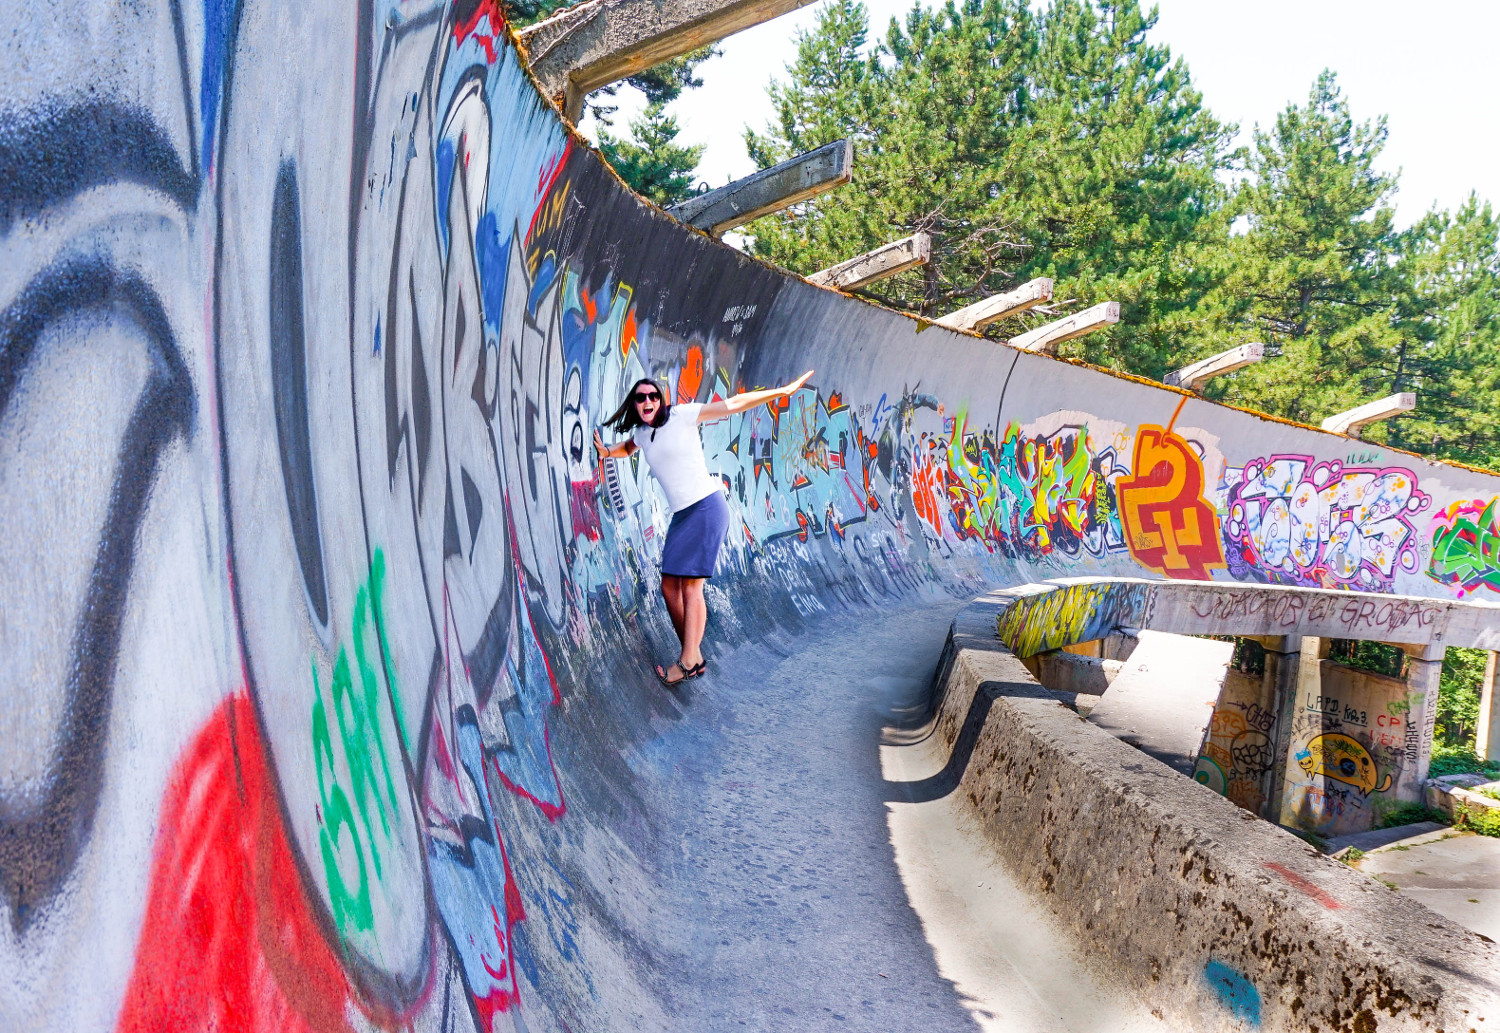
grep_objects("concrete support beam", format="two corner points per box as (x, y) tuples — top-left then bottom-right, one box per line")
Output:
(1164, 342), (1264, 392)
(666, 139), (853, 236)
(1319, 392), (1416, 439)
(1277, 636), (1328, 830)
(934, 277), (1054, 332)
(807, 232), (931, 290)
(1007, 301), (1119, 353)
(521, 0), (818, 121)
(1260, 637), (1302, 821)
(1407, 654), (1443, 788)
(1477, 651), (1499, 763)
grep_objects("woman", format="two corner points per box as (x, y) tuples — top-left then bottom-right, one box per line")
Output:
(595, 369), (814, 687)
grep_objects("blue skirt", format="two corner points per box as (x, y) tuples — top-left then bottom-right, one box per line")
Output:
(660, 491), (730, 578)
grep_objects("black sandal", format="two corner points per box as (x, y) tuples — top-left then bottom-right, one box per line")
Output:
(656, 662), (689, 688)
(682, 660), (708, 679)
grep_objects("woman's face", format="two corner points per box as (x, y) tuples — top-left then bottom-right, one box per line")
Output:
(633, 383), (663, 424)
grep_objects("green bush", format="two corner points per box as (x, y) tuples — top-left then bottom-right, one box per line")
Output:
(1456, 804), (1500, 838)
(1375, 803), (1450, 830)
(1429, 741), (1500, 779)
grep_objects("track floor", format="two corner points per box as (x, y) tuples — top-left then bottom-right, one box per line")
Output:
(636, 594), (1174, 1032)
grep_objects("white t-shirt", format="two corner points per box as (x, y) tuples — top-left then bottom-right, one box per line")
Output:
(632, 402), (723, 512)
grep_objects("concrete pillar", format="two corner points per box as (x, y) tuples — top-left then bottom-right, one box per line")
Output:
(1008, 301), (1120, 353)
(807, 233), (930, 290)
(666, 139), (853, 236)
(1258, 637), (1300, 821)
(1403, 645), (1444, 794)
(1319, 392), (1416, 439)
(934, 277), (1054, 332)
(521, 0), (819, 121)
(1163, 342), (1264, 392)
(1276, 636), (1328, 830)
(1477, 651), (1499, 763)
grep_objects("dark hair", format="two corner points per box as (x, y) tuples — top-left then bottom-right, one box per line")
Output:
(603, 378), (669, 434)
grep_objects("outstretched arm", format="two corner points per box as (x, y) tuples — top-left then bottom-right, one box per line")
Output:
(697, 370), (814, 423)
(593, 429), (638, 460)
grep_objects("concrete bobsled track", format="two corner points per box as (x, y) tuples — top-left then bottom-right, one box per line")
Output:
(7, 2), (1500, 1031)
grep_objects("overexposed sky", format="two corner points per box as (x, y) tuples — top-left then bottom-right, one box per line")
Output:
(580, 0), (1500, 226)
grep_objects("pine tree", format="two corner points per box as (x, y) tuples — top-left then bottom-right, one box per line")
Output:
(1205, 71), (1402, 424)
(1383, 197), (1500, 460)
(743, 0), (1232, 374)
(598, 100), (707, 205)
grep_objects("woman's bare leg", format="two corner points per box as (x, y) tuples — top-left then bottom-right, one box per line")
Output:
(679, 578), (708, 668)
(661, 574), (686, 645)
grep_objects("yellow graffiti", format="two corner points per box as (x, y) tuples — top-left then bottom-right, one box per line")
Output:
(995, 582), (1135, 658)
(1295, 733), (1392, 796)
(1117, 424), (1225, 580)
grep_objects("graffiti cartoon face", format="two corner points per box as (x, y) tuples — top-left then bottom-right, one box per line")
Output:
(1295, 733), (1392, 796)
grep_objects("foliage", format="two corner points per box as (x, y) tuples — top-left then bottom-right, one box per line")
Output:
(592, 44), (718, 202)
(743, 0), (1235, 374)
(598, 101), (706, 204)
(1339, 847), (1365, 864)
(1374, 803), (1450, 830)
(1437, 647), (1488, 749)
(1201, 72), (1399, 423)
(1456, 803), (1500, 838)
(1329, 639), (1404, 678)
(1428, 741), (1500, 779)
(739, 1), (1500, 464)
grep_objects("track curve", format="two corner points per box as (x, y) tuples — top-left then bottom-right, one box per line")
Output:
(3, 3), (1500, 1031)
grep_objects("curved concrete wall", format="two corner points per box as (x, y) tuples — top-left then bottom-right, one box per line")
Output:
(3, 2), (1500, 1030)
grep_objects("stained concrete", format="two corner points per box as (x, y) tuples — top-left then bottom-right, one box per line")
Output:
(1085, 631), (1230, 776)
(636, 596), (1168, 1031)
(933, 592), (1500, 1031)
(1356, 832), (1500, 942)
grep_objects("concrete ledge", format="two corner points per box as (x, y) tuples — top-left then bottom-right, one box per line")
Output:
(1426, 778), (1500, 821)
(923, 592), (1500, 1030)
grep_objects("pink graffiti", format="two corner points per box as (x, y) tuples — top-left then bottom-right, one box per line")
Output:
(1222, 455), (1429, 591)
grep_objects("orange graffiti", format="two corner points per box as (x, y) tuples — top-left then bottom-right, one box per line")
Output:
(677, 345), (704, 403)
(1118, 424), (1225, 580)
(912, 457), (946, 535)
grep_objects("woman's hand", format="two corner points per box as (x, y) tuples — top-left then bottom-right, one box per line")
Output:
(782, 369), (814, 397)
(593, 429), (608, 458)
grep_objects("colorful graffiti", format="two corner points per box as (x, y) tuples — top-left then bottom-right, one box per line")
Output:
(5, 1), (1500, 1031)
(1194, 695), (1277, 815)
(1221, 455), (1430, 591)
(995, 581), (1154, 658)
(1428, 496), (1500, 597)
(941, 415), (1127, 560)
(1118, 424), (1225, 580)
(1295, 733), (1392, 797)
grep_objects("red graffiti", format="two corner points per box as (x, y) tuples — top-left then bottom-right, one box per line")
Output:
(677, 344), (704, 403)
(116, 692), (374, 1033)
(454, 0), (506, 63)
(1117, 423), (1225, 580)
(1262, 862), (1342, 910)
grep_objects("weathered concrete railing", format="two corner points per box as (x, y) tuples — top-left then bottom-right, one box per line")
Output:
(927, 594), (1500, 1031)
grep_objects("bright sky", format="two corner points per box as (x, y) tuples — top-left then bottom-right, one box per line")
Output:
(579, 0), (1500, 227)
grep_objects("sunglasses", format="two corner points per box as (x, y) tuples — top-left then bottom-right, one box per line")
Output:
(634, 390), (661, 403)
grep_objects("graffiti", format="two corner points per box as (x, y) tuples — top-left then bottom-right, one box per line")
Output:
(1196, 695), (1276, 815)
(1221, 455), (1429, 591)
(936, 415), (1127, 559)
(1118, 424), (1225, 580)
(115, 693), (361, 1033)
(1203, 959), (1262, 1027)
(3, 1), (1499, 1030)
(995, 581), (1153, 658)
(1261, 862), (1342, 910)
(1186, 585), (1441, 637)
(1428, 496), (1500, 597)
(1295, 733), (1392, 797)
